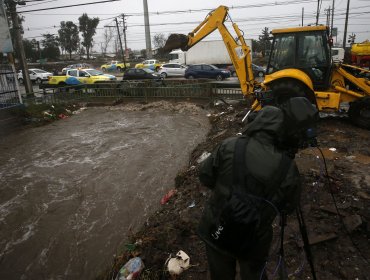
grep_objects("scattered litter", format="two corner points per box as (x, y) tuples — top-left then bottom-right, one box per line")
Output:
(125, 243), (137, 252)
(160, 189), (177, 205)
(115, 257), (144, 280)
(196, 152), (211, 164)
(206, 113), (212, 117)
(58, 114), (68, 119)
(345, 155), (356, 160)
(329, 148), (337, 152)
(188, 201), (196, 208)
(72, 107), (87, 115)
(167, 250), (190, 276)
(42, 111), (53, 117)
(211, 129), (227, 140)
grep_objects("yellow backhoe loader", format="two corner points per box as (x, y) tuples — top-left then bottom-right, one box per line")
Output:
(163, 6), (370, 129)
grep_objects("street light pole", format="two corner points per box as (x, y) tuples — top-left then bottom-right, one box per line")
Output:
(7, 0), (33, 96)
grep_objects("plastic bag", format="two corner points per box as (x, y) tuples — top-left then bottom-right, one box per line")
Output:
(115, 257), (144, 280)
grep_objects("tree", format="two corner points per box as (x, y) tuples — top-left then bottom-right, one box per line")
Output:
(58, 21), (79, 60)
(78, 13), (99, 59)
(100, 28), (114, 56)
(41, 33), (60, 60)
(140, 49), (147, 58)
(258, 27), (272, 57)
(251, 39), (262, 53)
(152, 33), (167, 49)
(22, 39), (38, 62)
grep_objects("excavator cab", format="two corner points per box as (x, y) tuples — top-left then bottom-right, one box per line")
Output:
(268, 26), (332, 91)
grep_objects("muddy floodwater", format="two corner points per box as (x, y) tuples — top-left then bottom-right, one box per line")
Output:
(0, 103), (210, 279)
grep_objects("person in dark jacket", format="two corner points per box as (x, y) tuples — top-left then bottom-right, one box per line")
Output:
(198, 97), (318, 280)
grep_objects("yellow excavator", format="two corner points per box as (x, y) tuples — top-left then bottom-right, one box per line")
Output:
(163, 6), (370, 129)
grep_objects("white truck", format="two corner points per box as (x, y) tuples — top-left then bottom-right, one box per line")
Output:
(331, 47), (345, 63)
(169, 39), (252, 68)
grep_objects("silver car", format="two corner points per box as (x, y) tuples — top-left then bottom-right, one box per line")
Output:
(158, 63), (187, 78)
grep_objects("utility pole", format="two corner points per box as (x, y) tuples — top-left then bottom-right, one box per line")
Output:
(122, 14), (128, 62)
(325, 7), (331, 28)
(331, 0), (335, 36)
(316, 0), (320, 25)
(343, 0), (350, 49)
(302, 7), (304, 26)
(143, 0), (152, 58)
(7, 0), (33, 96)
(115, 18), (126, 67)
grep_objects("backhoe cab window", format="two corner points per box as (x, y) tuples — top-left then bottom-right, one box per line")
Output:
(297, 34), (327, 66)
(268, 35), (295, 73)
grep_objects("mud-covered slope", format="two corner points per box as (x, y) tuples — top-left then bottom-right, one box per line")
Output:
(99, 102), (370, 280)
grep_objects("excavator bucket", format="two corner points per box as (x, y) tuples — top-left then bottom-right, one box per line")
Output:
(163, 34), (189, 52)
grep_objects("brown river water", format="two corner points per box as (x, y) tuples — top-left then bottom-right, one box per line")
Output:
(0, 103), (210, 279)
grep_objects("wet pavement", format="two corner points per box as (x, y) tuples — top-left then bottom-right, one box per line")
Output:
(0, 104), (210, 279)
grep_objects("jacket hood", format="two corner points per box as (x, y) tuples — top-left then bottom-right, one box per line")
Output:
(244, 106), (284, 137)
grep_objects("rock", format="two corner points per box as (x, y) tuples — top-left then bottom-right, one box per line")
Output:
(318, 205), (344, 216)
(339, 269), (348, 279)
(357, 191), (370, 200)
(343, 214), (362, 232)
(308, 233), (338, 245)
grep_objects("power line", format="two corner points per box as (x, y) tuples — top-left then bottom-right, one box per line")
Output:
(22, 0), (58, 7)
(18, 0), (121, 13)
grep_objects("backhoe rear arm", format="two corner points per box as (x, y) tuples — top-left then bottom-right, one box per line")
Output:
(184, 6), (255, 96)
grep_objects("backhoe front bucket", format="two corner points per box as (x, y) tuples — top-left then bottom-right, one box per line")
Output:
(163, 34), (189, 52)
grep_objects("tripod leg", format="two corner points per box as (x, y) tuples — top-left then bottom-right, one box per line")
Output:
(296, 206), (317, 280)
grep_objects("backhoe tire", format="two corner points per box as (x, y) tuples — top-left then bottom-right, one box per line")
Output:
(348, 97), (370, 129)
(270, 79), (313, 105)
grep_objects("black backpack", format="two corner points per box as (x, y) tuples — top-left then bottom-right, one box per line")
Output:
(208, 136), (291, 257)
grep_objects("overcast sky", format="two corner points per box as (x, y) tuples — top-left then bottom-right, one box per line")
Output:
(18, 0), (370, 52)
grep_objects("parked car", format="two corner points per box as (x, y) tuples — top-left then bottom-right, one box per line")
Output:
(101, 61), (130, 72)
(18, 68), (53, 84)
(62, 63), (91, 75)
(227, 63), (266, 78)
(48, 69), (116, 85)
(184, 64), (230, 80)
(122, 68), (162, 80)
(135, 59), (162, 71)
(158, 63), (187, 78)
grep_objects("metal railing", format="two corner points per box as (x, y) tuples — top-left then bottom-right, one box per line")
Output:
(25, 80), (244, 105)
(0, 64), (22, 109)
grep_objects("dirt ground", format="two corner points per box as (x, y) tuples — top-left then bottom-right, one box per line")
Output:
(98, 101), (369, 280)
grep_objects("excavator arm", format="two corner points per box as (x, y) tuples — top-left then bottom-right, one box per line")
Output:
(164, 6), (255, 96)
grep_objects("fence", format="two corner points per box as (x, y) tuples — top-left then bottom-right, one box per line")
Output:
(0, 64), (22, 109)
(26, 80), (244, 105)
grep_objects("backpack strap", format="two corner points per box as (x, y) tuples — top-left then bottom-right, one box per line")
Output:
(233, 136), (248, 192)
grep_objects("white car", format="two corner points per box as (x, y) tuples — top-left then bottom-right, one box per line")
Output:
(158, 63), (187, 78)
(18, 68), (53, 84)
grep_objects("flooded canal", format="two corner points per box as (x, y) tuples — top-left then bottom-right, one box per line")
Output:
(0, 103), (210, 279)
